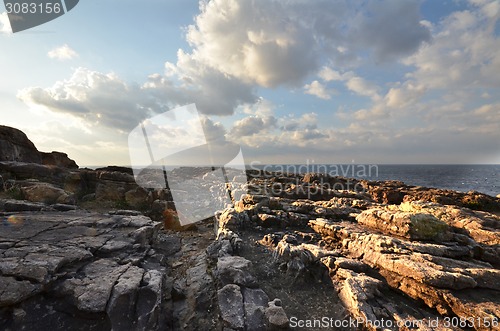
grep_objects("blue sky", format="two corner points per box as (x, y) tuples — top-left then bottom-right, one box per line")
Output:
(1, 0), (499, 166)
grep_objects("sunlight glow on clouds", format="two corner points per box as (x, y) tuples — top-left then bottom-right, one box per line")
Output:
(18, 68), (158, 132)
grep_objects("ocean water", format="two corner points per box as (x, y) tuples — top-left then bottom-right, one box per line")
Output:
(255, 164), (499, 197)
(89, 164), (499, 197)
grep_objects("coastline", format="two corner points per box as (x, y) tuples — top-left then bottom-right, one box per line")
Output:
(1, 126), (499, 330)
(82, 163), (500, 198)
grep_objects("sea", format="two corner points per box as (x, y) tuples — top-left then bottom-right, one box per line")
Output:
(252, 164), (499, 197)
(90, 164), (499, 198)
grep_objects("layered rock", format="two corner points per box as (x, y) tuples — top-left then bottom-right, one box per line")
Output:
(218, 174), (500, 331)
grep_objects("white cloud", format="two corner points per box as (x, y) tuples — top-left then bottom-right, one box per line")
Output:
(18, 68), (158, 131)
(318, 67), (345, 82)
(185, 0), (322, 87)
(47, 44), (78, 60)
(317, 67), (381, 101)
(470, 0), (500, 19)
(241, 98), (275, 117)
(345, 76), (380, 101)
(184, 0), (431, 88)
(278, 112), (319, 132)
(157, 49), (258, 115)
(19, 57), (258, 131)
(229, 115), (276, 138)
(19, 0), (434, 126)
(404, 1), (500, 89)
(384, 82), (426, 109)
(304, 80), (332, 99)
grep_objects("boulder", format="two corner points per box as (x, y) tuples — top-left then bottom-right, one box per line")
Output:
(95, 182), (126, 202)
(125, 187), (152, 209)
(242, 288), (269, 331)
(21, 183), (74, 205)
(217, 284), (245, 330)
(336, 269), (383, 327)
(216, 256), (257, 288)
(356, 209), (451, 241)
(95, 171), (138, 202)
(41, 151), (78, 169)
(264, 299), (289, 329)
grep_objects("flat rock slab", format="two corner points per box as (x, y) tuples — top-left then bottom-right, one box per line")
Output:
(0, 210), (170, 331)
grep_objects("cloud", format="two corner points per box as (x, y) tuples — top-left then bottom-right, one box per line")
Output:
(185, 0), (323, 88)
(304, 80), (332, 99)
(200, 116), (227, 142)
(316, 68), (380, 100)
(19, 0), (433, 126)
(159, 50), (257, 116)
(230, 117), (267, 137)
(186, 1), (499, 164)
(0, 12), (12, 34)
(16, 1), (499, 165)
(48, 44), (78, 60)
(290, 129), (328, 142)
(278, 112), (319, 132)
(241, 98), (275, 117)
(469, 0), (500, 19)
(185, 0), (431, 88)
(18, 68), (158, 132)
(346, 76), (381, 101)
(384, 82), (426, 109)
(18, 57), (258, 131)
(318, 67), (345, 82)
(350, 0), (431, 61)
(404, 1), (500, 89)
(229, 115), (276, 138)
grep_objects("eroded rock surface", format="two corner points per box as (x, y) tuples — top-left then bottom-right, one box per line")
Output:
(216, 172), (500, 331)
(0, 160), (499, 330)
(0, 210), (172, 330)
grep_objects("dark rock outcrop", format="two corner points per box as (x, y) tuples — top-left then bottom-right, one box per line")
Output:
(0, 126), (78, 168)
(0, 125), (41, 164)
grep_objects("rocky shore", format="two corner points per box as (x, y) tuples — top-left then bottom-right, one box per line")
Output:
(1, 126), (499, 330)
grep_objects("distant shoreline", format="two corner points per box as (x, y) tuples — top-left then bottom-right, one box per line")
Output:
(83, 164), (499, 197)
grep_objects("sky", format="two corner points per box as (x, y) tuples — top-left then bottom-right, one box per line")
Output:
(1, 0), (499, 166)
